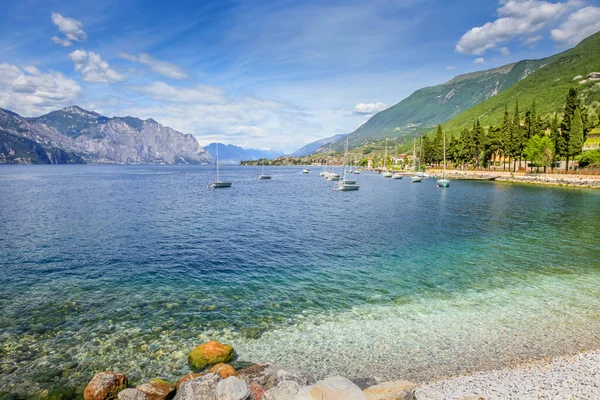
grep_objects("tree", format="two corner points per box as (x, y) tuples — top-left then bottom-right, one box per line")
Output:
(500, 105), (511, 170)
(549, 113), (562, 172)
(561, 88), (581, 170)
(568, 107), (584, 170)
(511, 100), (525, 171)
(524, 135), (554, 173)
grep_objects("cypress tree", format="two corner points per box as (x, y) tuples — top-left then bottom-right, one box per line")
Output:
(549, 113), (561, 172)
(568, 107), (584, 170)
(501, 105), (511, 170)
(511, 100), (521, 171)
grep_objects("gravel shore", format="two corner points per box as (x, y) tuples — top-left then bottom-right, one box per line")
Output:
(415, 351), (600, 399)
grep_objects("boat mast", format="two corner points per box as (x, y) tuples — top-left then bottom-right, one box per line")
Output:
(443, 130), (446, 180)
(216, 143), (220, 182)
(342, 138), (348, 181)
(384, 138), (388, 170)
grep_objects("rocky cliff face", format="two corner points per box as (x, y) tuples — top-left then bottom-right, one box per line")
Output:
(0, 106), (213, 164)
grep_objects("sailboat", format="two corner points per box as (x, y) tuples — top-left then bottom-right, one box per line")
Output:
(258, 158), (271, 180)
(410, 138), (422, 183)
(338, 138), (359, 191)
(382, 138), (393, 178)
(437, 129), (450, 188)
(212, 143), (232, 188)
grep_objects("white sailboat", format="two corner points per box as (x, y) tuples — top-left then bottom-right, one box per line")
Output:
(410, 138), (422, 183)
(259, 158), (271, 179)
(382, 138), (393, 178)
(212, 143), (232, 188)
(338, 138), (359, 191)
(437, 129), (450, 188)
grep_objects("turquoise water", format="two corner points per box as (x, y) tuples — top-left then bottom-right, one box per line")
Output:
(0, 165), (599, 394)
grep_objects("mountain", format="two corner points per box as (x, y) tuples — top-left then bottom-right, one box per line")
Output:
(204, 143), (285, 164)
(345, 55), (559, 148)
(291, 133), (348, 156)
(0, 106), (213, 164)
(438, 30), (600, 136)
(0, 130), (85, 164)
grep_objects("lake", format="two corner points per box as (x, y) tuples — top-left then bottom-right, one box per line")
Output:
(1, 165), (599, 393)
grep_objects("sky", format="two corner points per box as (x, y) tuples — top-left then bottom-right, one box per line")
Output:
(1, 0), (600, 152)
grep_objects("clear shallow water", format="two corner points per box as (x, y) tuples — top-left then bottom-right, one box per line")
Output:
(0, 165), (599, 393)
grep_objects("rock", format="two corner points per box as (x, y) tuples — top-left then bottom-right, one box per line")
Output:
(175, 373), (204, 390)
(84, 372), (128, 400)
(363, 380), (417, 400)
(460, 396), (485, 400)
(573, 75), (583, 80)
(215, 377), (253, 400)
(276, 370), (314, 387)
(118, 389), (148, 400)
(210, 363), (238, 379)
(263, 380), (301, 400)
(587, 72), (600, 80)
(248, 384), (265, 400)
(238, 363), (279, 390)
(136, 379), (175, 400)
(173, 373), (220, 400)
(295, 377), (366, 400)
(188, 341), (234, 370)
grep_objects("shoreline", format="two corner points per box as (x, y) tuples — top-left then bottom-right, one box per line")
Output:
(429, 169), (600, 189)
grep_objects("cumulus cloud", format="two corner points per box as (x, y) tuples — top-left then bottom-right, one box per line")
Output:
(51, 13), (86, 47)
(446, 66), (457, 70)
(68, 50), (125, 83)
(456, 0), (579, 55)
(474, 57), (486, 64)
(0, 63), (81, 115)
(119, 52), (187, 79)
(353, 102), (388, 115)
(551, 6), (600, 46)
(500, 47), (511, 55)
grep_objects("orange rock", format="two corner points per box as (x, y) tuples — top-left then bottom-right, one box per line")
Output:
(84, 372), (128, 400)
(248, 383), (265, 400)
(188, 340), (234, 370)
(209, 363), (238, 379)
(175, 373), (205, 390)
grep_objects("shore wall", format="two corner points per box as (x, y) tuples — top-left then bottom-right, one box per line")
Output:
(429, 169), (600, 189)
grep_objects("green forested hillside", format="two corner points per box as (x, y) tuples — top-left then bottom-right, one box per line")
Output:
(439, 31), (600, 137)
(345, 56), (557, 148)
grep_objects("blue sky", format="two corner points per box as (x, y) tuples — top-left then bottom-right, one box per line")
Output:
(1, 0), (599, 152)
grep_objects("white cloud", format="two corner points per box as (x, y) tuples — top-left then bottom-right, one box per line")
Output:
(523, 35), (544, 46)
(474, 57), (486, 64)
(131, 81), (225, 103)
(456, 0), (579, 55)
(68, 50), (125, 83)
(50, 13), (87, 47)
(551, 6), (600, 46)
(446, 66), (457, 70)
(353, 102), (388, 115)
(500, 47), (511, 56)
(0, 63), (81, 115)
(119, 52), (187, 79)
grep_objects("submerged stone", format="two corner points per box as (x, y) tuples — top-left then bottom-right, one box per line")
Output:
(188, 341), (234, 370)
(84, 372), (128, 400)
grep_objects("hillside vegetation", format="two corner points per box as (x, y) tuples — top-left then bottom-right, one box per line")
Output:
(439, 31), (600, 137)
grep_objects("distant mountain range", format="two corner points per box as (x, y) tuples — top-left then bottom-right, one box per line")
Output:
(203, 143), (284, 164)
(0, 106), (212, 164)
(290, 133), (348, 157)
